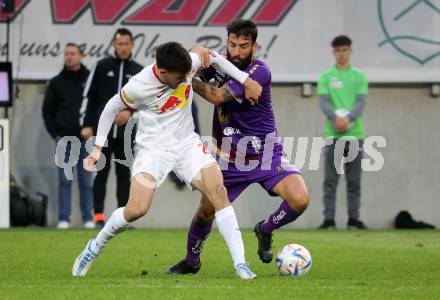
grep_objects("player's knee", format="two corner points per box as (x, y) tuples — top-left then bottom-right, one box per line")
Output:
(286, 188), (309, 214)
(216, 184), (227, 196)
(125, 203), (148, 221)
(206, 184), (228, 208)
(214, 184), (228, 202)
(132, 208), (148, 220)
(294, 189), (310, 213)
(206, 183), (226, 198)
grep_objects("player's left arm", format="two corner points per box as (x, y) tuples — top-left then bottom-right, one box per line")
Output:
(83, 93), (127, 172)
(347, 72), (368, 122)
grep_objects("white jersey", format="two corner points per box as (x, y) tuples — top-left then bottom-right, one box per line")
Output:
(94, 51), (248, 148)
(120, 53), (200, 147)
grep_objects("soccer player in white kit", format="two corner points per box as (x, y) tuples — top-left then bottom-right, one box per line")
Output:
(72, 42), (262, 279)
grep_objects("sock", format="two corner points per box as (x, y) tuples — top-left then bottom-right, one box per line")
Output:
(215, 206), (246, 267)
(185, 218), (213, 267)
(91, 207), (129, 253)
(260, 201), (301, 234)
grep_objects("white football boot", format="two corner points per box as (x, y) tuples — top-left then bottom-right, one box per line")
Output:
(72, 239), (100, 277)
(235, 262), (257, 280)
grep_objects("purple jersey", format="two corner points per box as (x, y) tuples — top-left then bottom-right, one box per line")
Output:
(202, 58), (281, 163)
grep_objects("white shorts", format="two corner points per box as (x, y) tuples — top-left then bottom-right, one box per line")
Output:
(131, 134), (216, 187)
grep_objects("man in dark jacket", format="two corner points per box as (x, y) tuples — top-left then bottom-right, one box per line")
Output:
(80, 28), (143, 227)
(43, 43), (94, 229)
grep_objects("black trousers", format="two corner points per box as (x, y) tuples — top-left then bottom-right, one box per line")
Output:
(322, 139), (363, 220)
(93, 136), (133, 214)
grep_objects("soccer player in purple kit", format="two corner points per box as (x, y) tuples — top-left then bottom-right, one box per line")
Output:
(166, 19), (310, 275)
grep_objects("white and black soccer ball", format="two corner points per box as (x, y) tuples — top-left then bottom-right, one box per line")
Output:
(275, 244), (312, 276)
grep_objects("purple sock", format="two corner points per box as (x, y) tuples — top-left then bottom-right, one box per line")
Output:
(260, 201), (300, 234)
(185, 218), (213, 267)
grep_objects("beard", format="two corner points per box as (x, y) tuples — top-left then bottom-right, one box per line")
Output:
(227, 51), (253, 71)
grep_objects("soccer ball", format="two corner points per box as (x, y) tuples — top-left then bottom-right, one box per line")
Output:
(275, 244), (312, 276)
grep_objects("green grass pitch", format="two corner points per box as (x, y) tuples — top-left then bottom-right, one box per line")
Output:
(1, 229), (439, 299)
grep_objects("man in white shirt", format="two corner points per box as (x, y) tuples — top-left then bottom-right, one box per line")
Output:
(72, 42), (262, 279)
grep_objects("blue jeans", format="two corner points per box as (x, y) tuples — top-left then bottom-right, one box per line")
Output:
(57, 139), (93, 222)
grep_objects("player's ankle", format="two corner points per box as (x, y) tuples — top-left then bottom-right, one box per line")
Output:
(185, 257), (201, 268)
(90, 240), (103, 255)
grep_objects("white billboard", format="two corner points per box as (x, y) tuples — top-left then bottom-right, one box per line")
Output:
(0, 0), (439, 82)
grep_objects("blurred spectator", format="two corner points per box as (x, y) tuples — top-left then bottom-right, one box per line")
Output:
(317, 35), (368, 229)
(42, 43), (94, 229)
(80, 28), (143, 228)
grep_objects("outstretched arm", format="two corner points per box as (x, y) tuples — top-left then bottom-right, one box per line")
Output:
(94, 94), (126, 147)
(83, 94), (126, 171)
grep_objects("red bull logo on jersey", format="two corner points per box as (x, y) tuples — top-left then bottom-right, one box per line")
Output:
(158, 96), (182, 113)
(156, 85), (191, 113)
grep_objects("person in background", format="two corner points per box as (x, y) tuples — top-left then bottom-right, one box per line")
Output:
(317, 35), (368, 229)
(42, 43), (94, 229)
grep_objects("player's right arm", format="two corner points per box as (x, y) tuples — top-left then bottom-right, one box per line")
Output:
(84, 83), (138, 172)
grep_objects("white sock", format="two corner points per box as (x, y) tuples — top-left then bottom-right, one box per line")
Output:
(215, 206), (246, 267)
(91, 207), (129, 253)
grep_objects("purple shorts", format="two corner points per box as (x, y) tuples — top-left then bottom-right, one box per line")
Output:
(218, 154), (301, 202)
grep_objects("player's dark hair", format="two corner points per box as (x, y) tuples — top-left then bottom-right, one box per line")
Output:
(65, 42), (84, 55)
(331, 35), (352, 47)
(156, 42), (192, 74)
(113, 28), (134, 42)
(227, 19), (258, 43)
